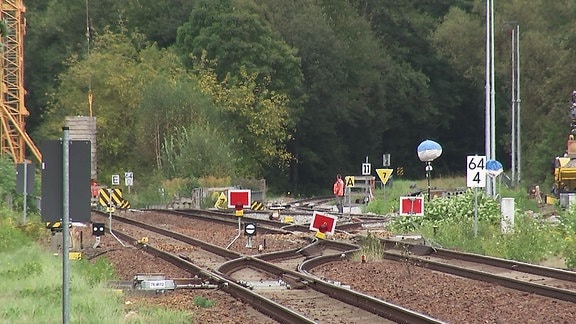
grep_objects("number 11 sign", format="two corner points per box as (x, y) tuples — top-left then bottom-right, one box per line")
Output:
(467, 156), (486, 188)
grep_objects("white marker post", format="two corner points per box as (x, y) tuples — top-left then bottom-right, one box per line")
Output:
(467, 155), (486, 237)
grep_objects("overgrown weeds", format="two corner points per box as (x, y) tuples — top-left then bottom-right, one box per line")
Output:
(366, 179), (575, 269)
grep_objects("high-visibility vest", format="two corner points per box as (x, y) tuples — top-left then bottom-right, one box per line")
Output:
(333, 179), (344, 196)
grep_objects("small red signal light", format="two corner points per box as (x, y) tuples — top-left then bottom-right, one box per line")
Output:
(319, 222), (328, 233)
(235, 203), (243, 211)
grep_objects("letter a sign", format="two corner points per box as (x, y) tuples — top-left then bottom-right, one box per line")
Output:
(345, 176), (355, 188)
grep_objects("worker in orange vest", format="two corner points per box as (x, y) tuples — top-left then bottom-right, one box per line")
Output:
(91, 180), (99, 198)
(333, 174), (344, 214)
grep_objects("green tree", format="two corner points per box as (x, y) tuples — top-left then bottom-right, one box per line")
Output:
(196, 58), (293, 177)
(176, 0), (303, 105)
(25, 0), (126, 132)
(161, 125), (236, 179)
(431, 0), (576, 188)
(135, 76), (220, 171)
(116, 0), (197, 47)
(37, 30), (193, 176)
(256, 0), (434, 192)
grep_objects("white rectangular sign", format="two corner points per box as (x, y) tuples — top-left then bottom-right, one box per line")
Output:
(125, 172), (133, 186)
(362, 163), (371, 175)
(382, 154), (391, 167)
(467, 156), (486, 188)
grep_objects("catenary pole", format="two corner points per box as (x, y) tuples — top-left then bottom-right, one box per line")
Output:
(62, 127), (70, 324)
(511, 26), (516, 185)
(490, 0), (496, 197)
(485, 0), (491, 195)
(516, 24), (521, 185)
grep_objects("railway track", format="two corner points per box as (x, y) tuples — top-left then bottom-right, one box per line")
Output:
(92, 210), (441, 323)
(300, 238), (576, 302)
(91, 208), (576, 322)
(161, 205), (391, 233)
(380, 239), (576, 302)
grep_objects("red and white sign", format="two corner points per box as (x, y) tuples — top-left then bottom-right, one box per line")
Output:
(399, 196), (424, 216)
(309, 211), (337, 235)
(227, 189), (251, 209)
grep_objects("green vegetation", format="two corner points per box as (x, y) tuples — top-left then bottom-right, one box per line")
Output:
(353, 232), (384, 262)
(0, 213), (197, 323)
(364, 178), (576, 269)
(193, 296), (217, 308)
(0, 153), (216, 323)
(23, 0), (576, 196)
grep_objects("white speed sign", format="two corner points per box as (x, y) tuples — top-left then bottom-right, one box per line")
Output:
(467, 156), (486, 188)
(244, 223), (256, 236)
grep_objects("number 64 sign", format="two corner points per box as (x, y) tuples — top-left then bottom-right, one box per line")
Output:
(467, 156), (486, 188)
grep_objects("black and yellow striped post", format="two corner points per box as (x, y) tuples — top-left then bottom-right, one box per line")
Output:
(98, 188), (111, 207)
(45, 221), (70, 232)
(119, 199), (131, 209)
(111, 188), (123, 206)
(251, 201), (264, 210)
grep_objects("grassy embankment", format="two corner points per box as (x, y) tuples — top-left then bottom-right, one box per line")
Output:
(360, 177), (576, 270)
(0, 211), (193, 323)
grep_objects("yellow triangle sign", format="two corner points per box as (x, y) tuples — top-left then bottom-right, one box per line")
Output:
(376, 168), (393, 185)
(214, 192), (227, 208)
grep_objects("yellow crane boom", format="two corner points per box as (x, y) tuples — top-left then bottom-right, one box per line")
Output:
(0, 0), (41, 163)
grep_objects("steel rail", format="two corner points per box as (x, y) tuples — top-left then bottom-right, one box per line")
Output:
(95, 211), (243, 259)
(106, 223), (315, 323)
(152, 208), (367, 233)
(381, 238), (576, 282)
(150, 208), (295, 233)
(381, 239), (576, 303)
(95, 210), (443, 322)
(218, 256), (444, 324)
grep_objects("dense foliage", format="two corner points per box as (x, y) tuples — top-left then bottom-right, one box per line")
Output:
(23, 0), (576, 194)
(368, 182), (575, 268)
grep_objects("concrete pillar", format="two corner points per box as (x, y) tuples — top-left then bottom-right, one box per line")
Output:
(501, 197), (515, 233)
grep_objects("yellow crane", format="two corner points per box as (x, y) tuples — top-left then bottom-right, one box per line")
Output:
(0, 0), (41, 163)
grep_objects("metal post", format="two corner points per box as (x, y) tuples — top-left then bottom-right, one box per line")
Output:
(226, 217), (242, 249)
(516, 24), (521, 185)
(426, 162), (432, 202)
(474, 187), (478, 237)
(22, 162), (27, 224)
(108, 189), (126, 247)
(346, 187), (350, 217)
(489, 0), (496, 197)
(510, 26), (516, 186)
(62, 127), (70, 324)
(485, 0), (492, 195)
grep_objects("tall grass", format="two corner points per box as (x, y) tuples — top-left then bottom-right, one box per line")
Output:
(0, 211), (195, 323)
(362, 178), (575, 269)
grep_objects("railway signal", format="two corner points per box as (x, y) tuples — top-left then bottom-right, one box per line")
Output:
(227, 190), (252, 249)
(228, 189), (251, 209)
(399, 197), (424, 216)
(309, 211), (337, 240)
(214, 192), (227, 209)
(244, 223), (257, 248)
(92, 222), (105, 248)
(375, 168), (393, 185)
(235, 203), (244, 217)
(467, 155), (486, 188)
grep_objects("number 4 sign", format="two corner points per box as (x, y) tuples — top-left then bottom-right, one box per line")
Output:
(467, 156), (486, 188)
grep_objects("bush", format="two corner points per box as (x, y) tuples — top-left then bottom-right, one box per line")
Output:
(367, 179), (575, 268)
